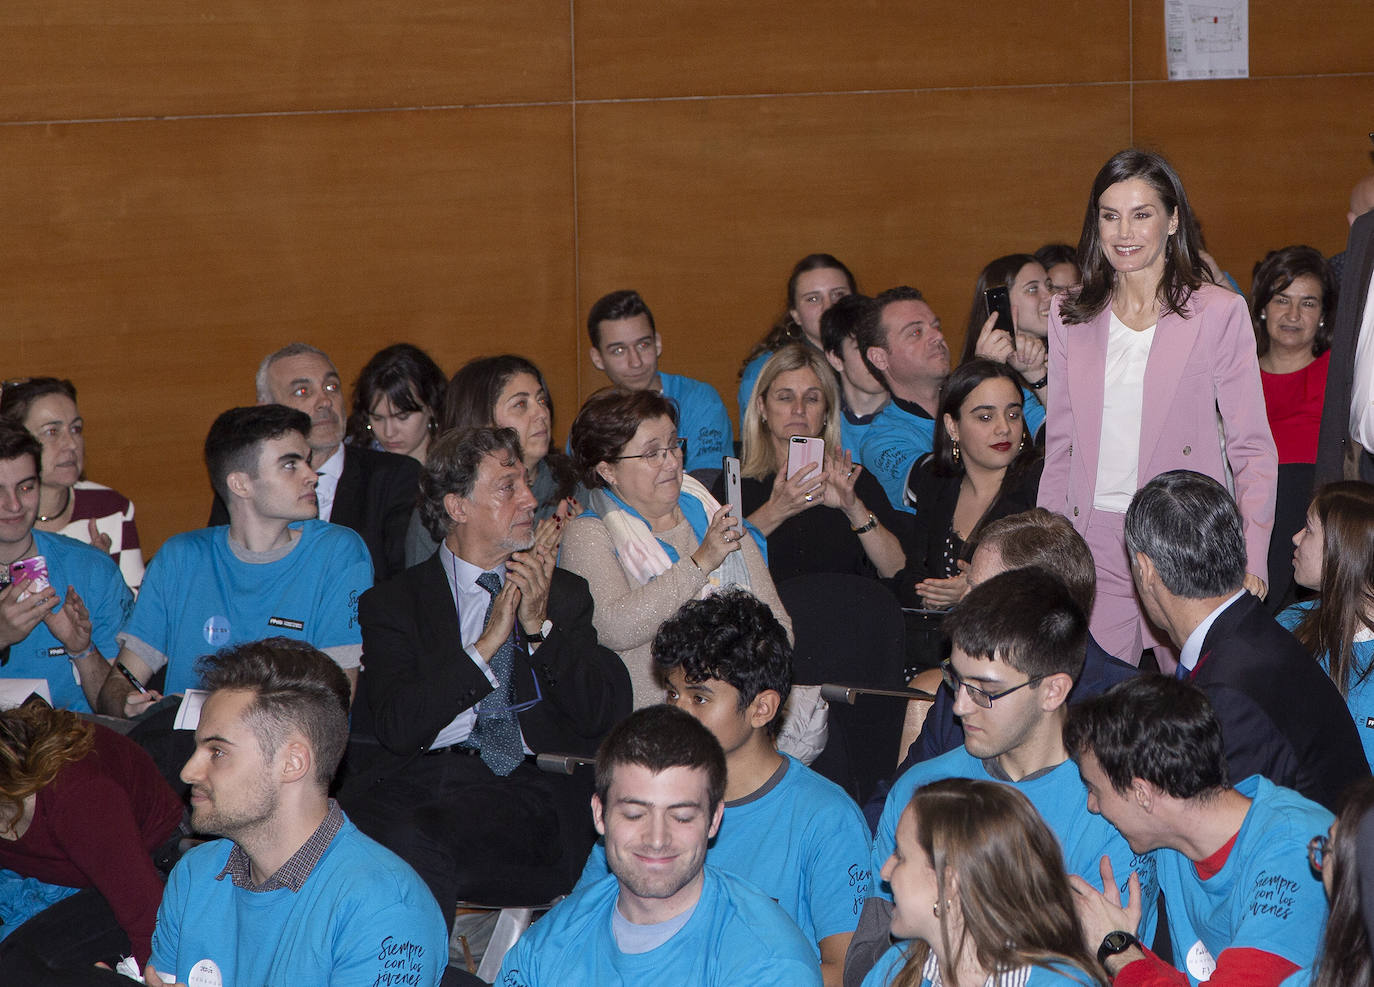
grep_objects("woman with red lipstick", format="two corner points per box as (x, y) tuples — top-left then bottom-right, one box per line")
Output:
(0, 378), (144, 592)
(1250, 246), (1337, 610)
(345, 343), (447, 465)
(725, 343), (907, 584)
(896, 360), (1042, 617)
(1038, 149), (1277, 666)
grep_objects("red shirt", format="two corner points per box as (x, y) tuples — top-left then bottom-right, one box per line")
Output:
(1261, 350), (1330, 464)
(0, 724), (183, 963)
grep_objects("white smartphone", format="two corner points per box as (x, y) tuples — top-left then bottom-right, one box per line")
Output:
(786, 436), (824, 480)
(723, 456), (744, 536)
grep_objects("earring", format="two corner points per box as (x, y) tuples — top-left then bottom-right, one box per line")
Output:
(1019, 431), (1027, 451)
(1320, 319), (1326, 328)
(1259, 312), (1266, 321)
(952, 441), (961, 465)
(933, 901), (942, 918)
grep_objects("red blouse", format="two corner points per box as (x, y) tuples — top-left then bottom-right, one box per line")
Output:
(1260, 350), (1330, 464)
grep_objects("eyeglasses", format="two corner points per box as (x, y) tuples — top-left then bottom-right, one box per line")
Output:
(940, 660), (1047, 709)
(614, 436), (687, 466)
(1308, 834), (1330, 873)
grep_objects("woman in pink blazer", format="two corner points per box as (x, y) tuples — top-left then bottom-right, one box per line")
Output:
(1038, 149), (1276, 664)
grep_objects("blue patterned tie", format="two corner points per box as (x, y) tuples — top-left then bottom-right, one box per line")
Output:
(472, 571), (524, 776)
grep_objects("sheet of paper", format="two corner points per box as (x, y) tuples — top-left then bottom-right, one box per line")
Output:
(1165, 0), (1248, 80)
(0, 679), (51, 709)
(174, 688), (210, 730)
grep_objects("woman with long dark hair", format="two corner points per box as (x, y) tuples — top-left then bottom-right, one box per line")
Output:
(1038, 149), (1276, 665)
(1282, 481), (1374, 764)
(1302, 776), (1374, 987)
(737, 253), (857, 422)
(865, 778), (1104, 986)
(345, 343), (447, 464)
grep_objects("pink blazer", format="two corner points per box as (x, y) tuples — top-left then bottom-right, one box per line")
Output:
(1037, 282), (1277, 581)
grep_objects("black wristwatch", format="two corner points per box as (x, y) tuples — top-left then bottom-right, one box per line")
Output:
(1097, 930), (1140, 968)
(524, 618), (554, 643)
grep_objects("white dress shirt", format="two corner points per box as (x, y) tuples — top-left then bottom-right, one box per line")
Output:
(1348, 264), (1374, 450)
(314, 445), (345, 522)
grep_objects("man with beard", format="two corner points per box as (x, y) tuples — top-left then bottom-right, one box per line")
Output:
(208, 342), (420, 580)
(497, 705), (819, 986)
(145, 638), (446, 986)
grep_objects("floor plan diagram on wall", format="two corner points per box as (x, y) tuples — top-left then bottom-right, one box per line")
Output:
(1165, 0), (1248, 79)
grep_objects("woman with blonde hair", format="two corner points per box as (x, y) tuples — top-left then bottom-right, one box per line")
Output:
(729, 342), (906, 584)
(0, 700), (182, 973)
(866, 777), (1104, 986)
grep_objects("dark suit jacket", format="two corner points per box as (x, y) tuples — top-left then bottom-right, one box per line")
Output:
(1193, 592), (1369, 812)
(210, 445), (420, 581)
(1316, 210), (1374, 484)
(351, 553), (630, 770)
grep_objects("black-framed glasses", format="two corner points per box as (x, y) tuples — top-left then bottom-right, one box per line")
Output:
(940, 660), (1047, 709)
(613, 436), (687, 466)
(1308, 833), (1330, 874)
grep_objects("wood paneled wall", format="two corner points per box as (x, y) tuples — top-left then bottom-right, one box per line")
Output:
(3, 1), (1371, 553)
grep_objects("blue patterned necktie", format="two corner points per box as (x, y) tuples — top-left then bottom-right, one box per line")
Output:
(471, 571), (524, 776)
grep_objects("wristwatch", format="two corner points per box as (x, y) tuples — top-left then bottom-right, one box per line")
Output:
(525, 618), (554, 643)
(1097, 930), (1140, 968)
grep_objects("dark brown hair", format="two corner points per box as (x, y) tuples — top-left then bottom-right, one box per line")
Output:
(1249, 245), (1336, 359)
(568, 388), (679, 489)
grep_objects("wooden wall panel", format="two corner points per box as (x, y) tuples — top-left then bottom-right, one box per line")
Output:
(0, 105), (577, 550)
(575, 0), (1128, 99)
(575, 86), (1130, 394)
(1133, 75), (1374, 279)
(0, 1), (571, 121)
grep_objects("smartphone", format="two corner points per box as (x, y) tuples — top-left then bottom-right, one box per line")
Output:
(116, 661), (148, 694)
(10, 555), (49, 602)
(984, 285), (1016, 345)
(786, 436), (824, 480)
(722, 456), (744, 536)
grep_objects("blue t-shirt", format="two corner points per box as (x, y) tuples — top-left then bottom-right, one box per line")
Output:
(840, 403), (886, 466)
(149, 815), (448, 986)
(1157, 775), (1331, 986)
(737, 351), (771, 425)
(859, 402), (937, 514)
(659, 372), (735, 475)
(3, 531), (132, 713)
(1278, 601), (1374, 765)
(577, 755), (871, 951)
(872, 746), (1158, 943)
(118, 521), (371, 694)
(498, 867), (821, 986)
(862, 944), (1096, 987)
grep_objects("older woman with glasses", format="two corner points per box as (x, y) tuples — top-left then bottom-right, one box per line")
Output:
(561, 388), (791, 710)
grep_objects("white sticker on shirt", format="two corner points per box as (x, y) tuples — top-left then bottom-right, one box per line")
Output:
(1186, 940), (1216, 981)
(188, 958), (223, 987)
(203, 616), (230, 646)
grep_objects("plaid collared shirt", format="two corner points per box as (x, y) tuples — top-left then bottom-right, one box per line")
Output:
(215, 799), (345, 893)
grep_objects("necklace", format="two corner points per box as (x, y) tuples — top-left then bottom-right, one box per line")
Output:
(37, 486), (72, 524)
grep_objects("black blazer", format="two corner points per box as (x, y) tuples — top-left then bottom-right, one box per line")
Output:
(353, 552), (630, 764)
(1193, 592), (1369, 811)
(1316, 210), (1374, 484)
(210, 445), (420, 581)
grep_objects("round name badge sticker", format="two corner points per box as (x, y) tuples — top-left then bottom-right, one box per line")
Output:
(188, 958), (223, 987)
(203, 616), (231, 647)
(1185, 940), (1216, 981)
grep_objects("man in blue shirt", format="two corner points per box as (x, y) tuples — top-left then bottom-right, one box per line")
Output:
(577, 589), (870, 987)
(499, 705), (820, 986)
(97, 405), (371, 717)
(586, 289), (734, 477)
(1066, 676), (1332, 985)
(0, 421), (131, 713)
(819, 294), (887, 465)
(146, 637), (447, 986)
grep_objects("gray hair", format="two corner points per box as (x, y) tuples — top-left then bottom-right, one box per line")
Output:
(1124, 470), (1245, 599)
(255, 342), (333, 403)
(419, 426), (524, 542)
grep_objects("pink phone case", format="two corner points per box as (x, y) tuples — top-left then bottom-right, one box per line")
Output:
(786, 436), (825, 480)
(10, 555), (50, 602)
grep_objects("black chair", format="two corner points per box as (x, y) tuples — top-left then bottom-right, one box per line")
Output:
(778, 573), (907, 806)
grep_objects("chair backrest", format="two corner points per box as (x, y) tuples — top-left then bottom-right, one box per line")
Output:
(778, 573), (906, 805)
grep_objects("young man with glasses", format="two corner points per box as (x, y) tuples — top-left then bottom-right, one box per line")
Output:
(851, 567), (1157, 981)
(1066, 675), (1331, 985)
(340, 425), (631, 927)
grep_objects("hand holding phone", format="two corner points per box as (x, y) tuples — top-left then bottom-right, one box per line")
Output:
(10, 556), (50, 604)
(723, 456), (745, 537)
(984, 285), (1015, 345)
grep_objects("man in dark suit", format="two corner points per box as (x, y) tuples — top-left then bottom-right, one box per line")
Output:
(1126, 470), (1368, 812)
(208, 342), (419, 580)
(340, 425), (630, 925)
(1316, 208), (1374, 485)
